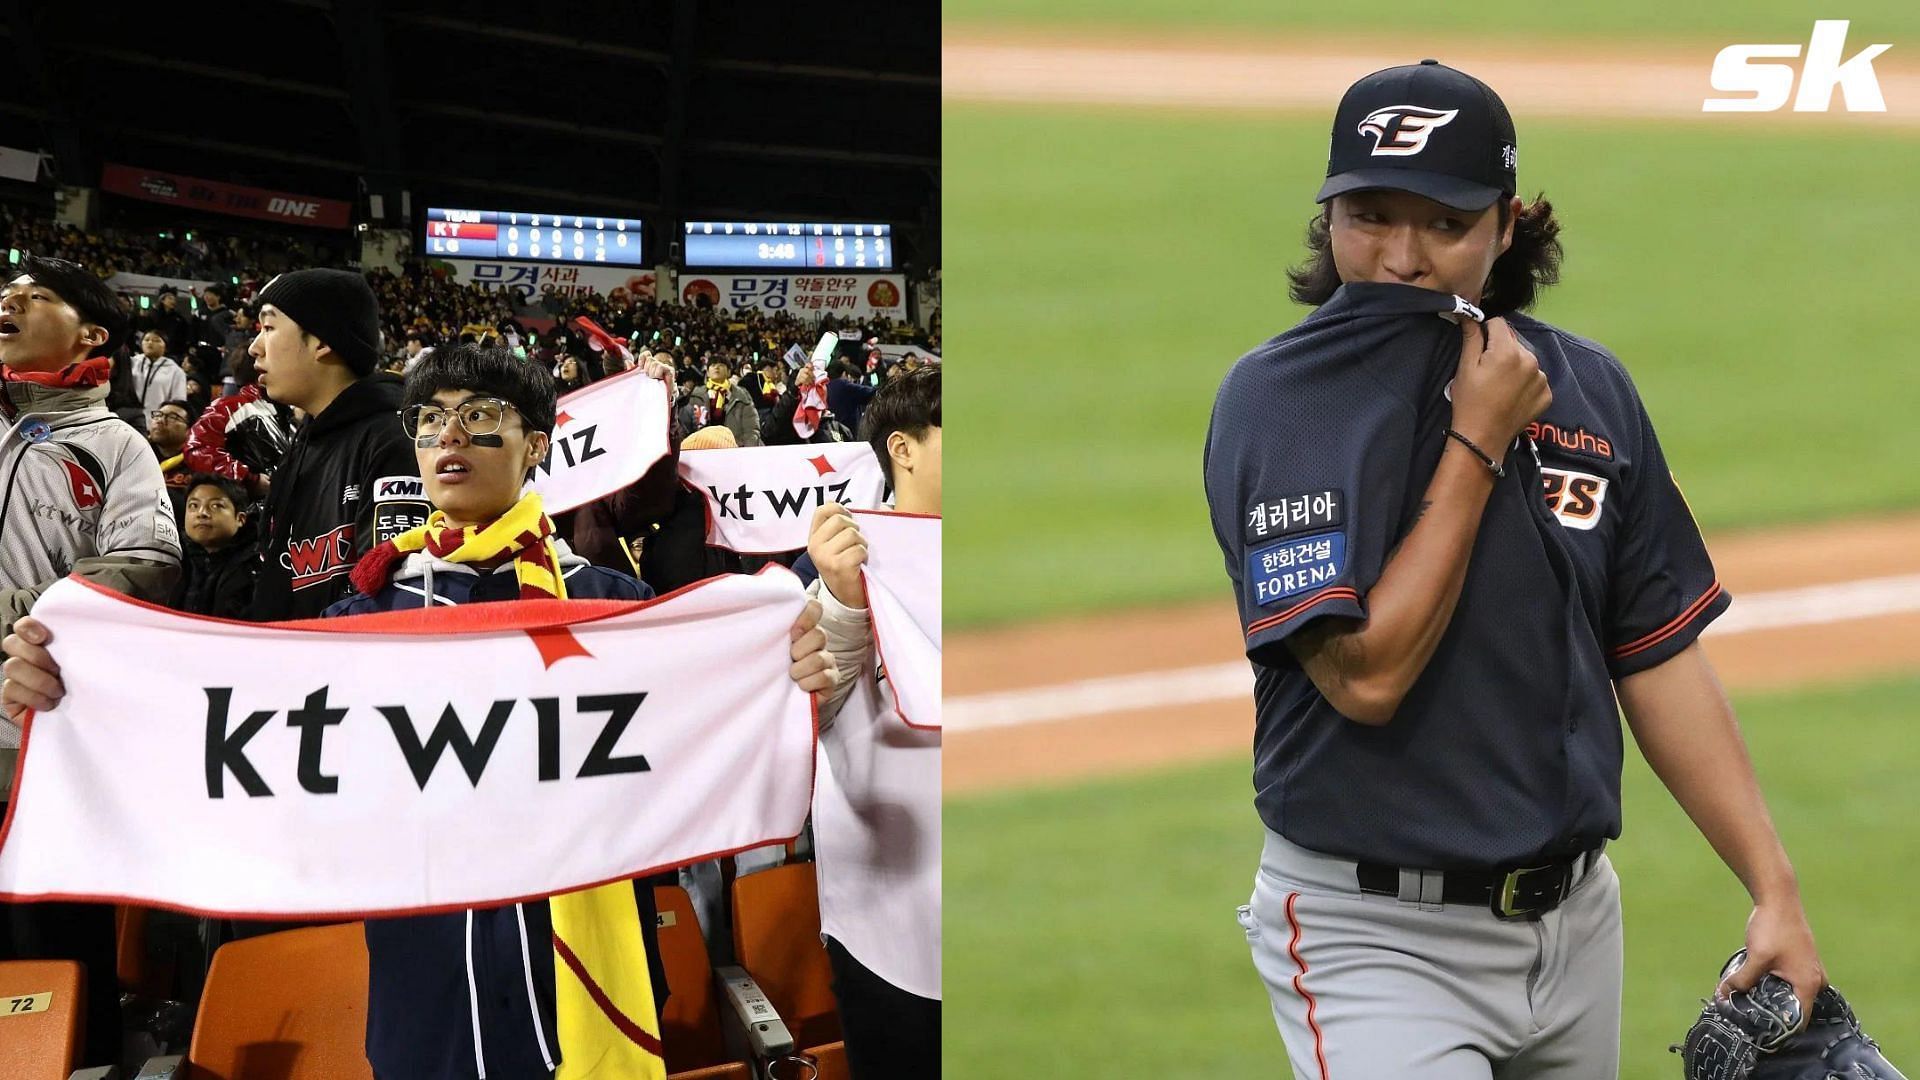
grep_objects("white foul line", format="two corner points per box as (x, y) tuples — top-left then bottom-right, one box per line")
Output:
(946, 574), (1920, 733)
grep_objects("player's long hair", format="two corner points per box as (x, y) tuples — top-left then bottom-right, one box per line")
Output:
(1286, 195), (1563, 315)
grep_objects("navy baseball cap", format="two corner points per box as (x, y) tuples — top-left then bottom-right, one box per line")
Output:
(1316, 59), (1517, 212)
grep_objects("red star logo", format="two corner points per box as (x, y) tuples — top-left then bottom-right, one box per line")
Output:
(807, 454), (834, 477)
(61, 460), (103, 510)
(554, 410), (575, 429)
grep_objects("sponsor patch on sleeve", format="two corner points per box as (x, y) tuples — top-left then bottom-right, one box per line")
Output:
(372, 475), (427, 503)
(1245, 488), (1344, 545)
(1248, 529), (1345, 606)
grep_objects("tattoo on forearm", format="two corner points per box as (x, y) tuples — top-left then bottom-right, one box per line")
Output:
(1384, 500), (1434, 562)
(1290, 619), (1367, 691)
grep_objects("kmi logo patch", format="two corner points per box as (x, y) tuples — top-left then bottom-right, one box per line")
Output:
(1249, 529), (1345, 605)
(373, 476), (425, 501)
(1542, 467), (1609, 530)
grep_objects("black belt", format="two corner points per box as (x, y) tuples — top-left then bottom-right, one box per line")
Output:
(1356, 849), (1602, 921)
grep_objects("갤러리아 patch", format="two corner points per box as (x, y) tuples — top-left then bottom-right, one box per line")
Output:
(1244, 488), (1343, 545)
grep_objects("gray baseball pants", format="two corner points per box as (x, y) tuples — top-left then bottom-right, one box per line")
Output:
(1239, 828), (1623, 1079)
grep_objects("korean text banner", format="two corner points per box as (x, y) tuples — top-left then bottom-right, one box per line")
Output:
(100, 163), (352, 230)
(436, 258), (660, 302)
(527, 367), (672, 515)
(678, 273), (907, 318)
(679, 443), (887, 553)
(856, 510), (941, 730)
(0, 572), (814, 918)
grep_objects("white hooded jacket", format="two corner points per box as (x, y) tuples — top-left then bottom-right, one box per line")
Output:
(0, 376), (181, 770)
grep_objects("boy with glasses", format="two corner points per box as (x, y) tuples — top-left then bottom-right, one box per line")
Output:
(7, 342), (843, 1078)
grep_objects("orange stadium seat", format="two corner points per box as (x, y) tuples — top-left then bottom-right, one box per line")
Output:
(186, 922), (373, 1080)
(0, 959), (85, 1080)
(729, 863), (847, 1079)
(115, 905), (145, 993)
(653, 884), (751, 1079)
(115, 903), (178, 999)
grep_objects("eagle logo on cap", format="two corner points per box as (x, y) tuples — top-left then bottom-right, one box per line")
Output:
(1357, 105), (1460, 157)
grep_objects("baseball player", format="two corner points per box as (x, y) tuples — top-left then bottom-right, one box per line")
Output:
(1202, 60), (1825, 1078)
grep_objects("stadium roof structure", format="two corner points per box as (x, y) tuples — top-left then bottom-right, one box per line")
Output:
(0, 0), (940, 268)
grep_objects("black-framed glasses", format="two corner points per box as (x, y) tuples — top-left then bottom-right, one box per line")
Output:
(399, 397), (520, 445)
(150, 410), (189, 423)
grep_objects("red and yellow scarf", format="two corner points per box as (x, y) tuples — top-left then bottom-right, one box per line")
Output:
(349, 490), (666, 1078)
(352, 491), (566, 601)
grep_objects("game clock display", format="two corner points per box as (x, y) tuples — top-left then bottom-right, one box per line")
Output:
(683, 221), (892, 269)
(423, 208), (647, 266)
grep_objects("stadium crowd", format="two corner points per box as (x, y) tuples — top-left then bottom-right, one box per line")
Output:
(0, 203), (942, 1078)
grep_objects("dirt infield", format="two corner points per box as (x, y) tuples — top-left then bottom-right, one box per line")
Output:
(943, 27), (1920, 125)
(947, 514), (1920, 794)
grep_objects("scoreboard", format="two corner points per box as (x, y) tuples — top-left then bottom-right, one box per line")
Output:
(683, 221), (892, 269)
(423, 208), (646, 266)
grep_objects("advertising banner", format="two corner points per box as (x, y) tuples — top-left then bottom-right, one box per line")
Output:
(436, 259), (661, 302)
(100, 164), (352, 230)
(678, 274), (907, 318)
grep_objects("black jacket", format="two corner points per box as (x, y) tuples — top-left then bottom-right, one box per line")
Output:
(197, 306), (236, 348)
(176, 518), (259, 619)
(142, 306), (195, 356)
(759, 386), (833, 446)
(251, 375), (430, 620)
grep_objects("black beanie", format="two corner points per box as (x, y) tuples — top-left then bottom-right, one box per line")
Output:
(256, 269), (382, 377)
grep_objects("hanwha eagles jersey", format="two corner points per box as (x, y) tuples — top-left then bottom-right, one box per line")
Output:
(1204, 282), (1727, 869)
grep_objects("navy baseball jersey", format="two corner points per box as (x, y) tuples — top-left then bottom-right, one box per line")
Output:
(1203, 282), (1728, 868)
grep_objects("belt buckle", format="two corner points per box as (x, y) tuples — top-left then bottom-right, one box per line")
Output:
(1492, 864), (1555, 921)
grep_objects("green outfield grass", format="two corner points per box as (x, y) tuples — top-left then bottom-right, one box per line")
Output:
(946, 105), (1920, 627)
(945, 1), (1919, 45)
(943, 675), (1920, 1078)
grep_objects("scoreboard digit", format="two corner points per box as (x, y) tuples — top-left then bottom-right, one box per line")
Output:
(424, 208), (645, 266)
(683, 222), (892, 269)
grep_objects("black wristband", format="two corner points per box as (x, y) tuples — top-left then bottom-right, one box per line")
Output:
(1444, 428), (1506, 479)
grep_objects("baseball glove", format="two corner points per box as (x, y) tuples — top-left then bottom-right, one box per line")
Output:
(1675, 949), (1907, 1080)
